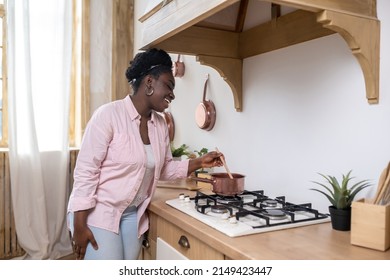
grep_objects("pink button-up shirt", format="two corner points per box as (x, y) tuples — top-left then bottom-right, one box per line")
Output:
(67, 96), (189, 236)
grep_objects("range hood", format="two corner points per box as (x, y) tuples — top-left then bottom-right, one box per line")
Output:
(139, 0), (380, 111)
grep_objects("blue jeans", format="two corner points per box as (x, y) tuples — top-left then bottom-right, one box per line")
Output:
(69, 206), (142, 260)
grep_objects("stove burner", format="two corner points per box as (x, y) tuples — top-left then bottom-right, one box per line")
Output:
(210, 205), (229, 214)
(261, 209), (287, 220)
(261, 199), (278, 208)
(216, 195), (242, 205)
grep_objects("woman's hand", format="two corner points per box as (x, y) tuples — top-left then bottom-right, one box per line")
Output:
(72, 210), (98, 260)
(200, 151), (223, 169)
(188, 151), (223, 175)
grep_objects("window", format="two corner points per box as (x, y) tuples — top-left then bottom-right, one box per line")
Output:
(0, 0), (90, 148)
(0, 0), (7, 147)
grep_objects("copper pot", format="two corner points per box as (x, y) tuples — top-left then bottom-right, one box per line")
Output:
(195, 74), (216, 131)
(191, 172), (245, 196)
(172, 54), (185, 78)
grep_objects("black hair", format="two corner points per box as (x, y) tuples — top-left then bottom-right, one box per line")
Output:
(125, 48), (173, 92)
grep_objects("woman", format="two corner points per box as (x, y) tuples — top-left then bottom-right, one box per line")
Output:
(67, 48), (223, 260)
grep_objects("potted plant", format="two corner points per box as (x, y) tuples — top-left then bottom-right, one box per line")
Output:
(310, 170), (371, 231)
(192, 148), (209, 175)
(170, 144), (191, 160)
(194, 147), (208, 157)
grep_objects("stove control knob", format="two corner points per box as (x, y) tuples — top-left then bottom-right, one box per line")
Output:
(221, 213), (230, 220)
(229, 217), (238, 224)
(179, 193), (185, 200)
(184, 196), (191, 202)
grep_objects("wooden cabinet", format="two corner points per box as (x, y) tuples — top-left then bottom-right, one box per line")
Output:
(142, 211), (224, 260)
(157, 214), (224, 259)
(140, 211), (157, 260)
(145, 189), (390, 260)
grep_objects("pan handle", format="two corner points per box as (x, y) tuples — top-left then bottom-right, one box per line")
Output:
(202, 74), (209, 101)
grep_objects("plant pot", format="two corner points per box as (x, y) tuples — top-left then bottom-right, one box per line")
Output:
(329, 206), (351, 231)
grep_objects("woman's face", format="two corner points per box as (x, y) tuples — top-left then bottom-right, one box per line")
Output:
(149, 71), (175, 112)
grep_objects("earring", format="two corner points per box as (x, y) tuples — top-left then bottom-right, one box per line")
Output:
(145, 86), (154, 96)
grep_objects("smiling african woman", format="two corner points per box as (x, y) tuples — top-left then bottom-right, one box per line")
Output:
(67, 48), (223, 260)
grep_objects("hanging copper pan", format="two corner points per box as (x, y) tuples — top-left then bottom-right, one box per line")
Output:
(195, 74), (216, 131)
(172, 54), (185, 78)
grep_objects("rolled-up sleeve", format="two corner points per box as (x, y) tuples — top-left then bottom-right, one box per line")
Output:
(160, 158), (189, 181)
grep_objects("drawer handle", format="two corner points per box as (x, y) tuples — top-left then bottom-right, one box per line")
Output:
(178, 235), (190, 249)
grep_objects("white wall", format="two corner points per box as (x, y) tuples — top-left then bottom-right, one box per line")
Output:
(131, 0), (390, 213)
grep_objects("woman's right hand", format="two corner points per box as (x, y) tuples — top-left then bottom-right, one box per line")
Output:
(72, 210), (99, 260)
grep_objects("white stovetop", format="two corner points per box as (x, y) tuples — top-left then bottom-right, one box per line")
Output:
(166, 197), (331, 237)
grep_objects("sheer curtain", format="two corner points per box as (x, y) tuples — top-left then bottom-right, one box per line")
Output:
(7, 0), (73, 259)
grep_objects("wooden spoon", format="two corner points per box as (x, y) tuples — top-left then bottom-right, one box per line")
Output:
(215, 147), (234, 179)
(373, 164), (389, 204)
(374, 162), (390, 204)
(382, 182), (390, 205)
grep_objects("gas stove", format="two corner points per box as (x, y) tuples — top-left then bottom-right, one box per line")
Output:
(166, 190), (331, 237)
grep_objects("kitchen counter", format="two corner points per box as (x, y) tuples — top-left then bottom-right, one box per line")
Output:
(149, 181), (390, 260)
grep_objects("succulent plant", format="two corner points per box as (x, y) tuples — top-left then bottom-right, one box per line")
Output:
(310, 170), (371, 210)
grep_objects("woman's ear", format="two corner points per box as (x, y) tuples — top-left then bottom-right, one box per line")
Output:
(145, 75), (153, 87)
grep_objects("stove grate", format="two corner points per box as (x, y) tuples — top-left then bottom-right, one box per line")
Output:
(193, 190), (330, 229)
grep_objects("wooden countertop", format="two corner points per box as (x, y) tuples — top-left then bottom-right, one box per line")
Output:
(150, 181), (390, 260)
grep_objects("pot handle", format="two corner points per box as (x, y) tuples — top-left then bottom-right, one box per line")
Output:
(190, 176), (214, 184)
(202, 74), (209, 102)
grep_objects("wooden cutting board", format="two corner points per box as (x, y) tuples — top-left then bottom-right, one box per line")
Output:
(157, 178), (201, 191)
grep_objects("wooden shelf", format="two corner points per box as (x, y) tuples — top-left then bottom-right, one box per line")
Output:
(140, 0), (380, 111)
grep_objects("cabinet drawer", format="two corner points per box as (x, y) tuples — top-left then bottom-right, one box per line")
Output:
(157, 217), (224, 260)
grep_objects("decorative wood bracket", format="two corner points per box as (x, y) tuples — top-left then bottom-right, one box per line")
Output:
(317, 10), (380, 104)
(197, 55), (243, 112)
